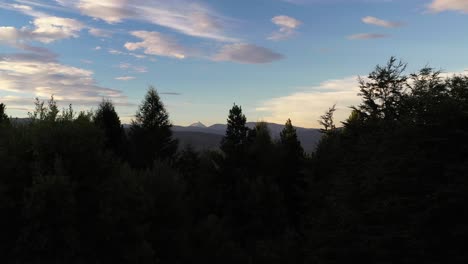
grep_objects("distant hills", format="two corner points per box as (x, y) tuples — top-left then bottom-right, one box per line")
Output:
(11, 118), (322, 153)
(172, 122), (322, 153)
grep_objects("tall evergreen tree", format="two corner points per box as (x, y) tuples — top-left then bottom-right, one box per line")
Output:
(130, 87), (178, 168)
(94, 100), (126, 156)
(220, 104), (249, 158)
(279, 119), (305, 229)
(280, 119), (304, 159)
(318, 104), (337, 135)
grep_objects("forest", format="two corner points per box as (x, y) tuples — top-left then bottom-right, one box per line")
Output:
(1, 57), (468, 263)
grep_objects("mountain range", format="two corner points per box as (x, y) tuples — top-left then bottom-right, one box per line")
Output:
(172, 122), (321, 153)
(11, 118), (322, 153)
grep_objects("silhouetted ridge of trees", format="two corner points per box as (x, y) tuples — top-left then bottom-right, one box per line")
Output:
(1, 58), (468, 263)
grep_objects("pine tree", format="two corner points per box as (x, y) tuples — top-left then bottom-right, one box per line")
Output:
(94, 100), (126, 156)
(280, 119), (304, 158)
(221, 104), (249, 158)
(130, 87), (178, 168)
(318, 105), (337, 135)
(279, 119), (305, 229)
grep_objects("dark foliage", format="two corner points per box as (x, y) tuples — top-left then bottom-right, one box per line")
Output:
(1, 59), (468, 263)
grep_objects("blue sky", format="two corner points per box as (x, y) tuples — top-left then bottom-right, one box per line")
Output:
(0, 0), (467, 127)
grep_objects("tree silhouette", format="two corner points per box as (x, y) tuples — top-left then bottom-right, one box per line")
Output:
(0, 103), (9, 125)
(357, 57), (407, 121)
(221, 104), (249, 158)
(94, 100), (126, 157)
(279, 119), (305, 229)
(318, 104), (336, 134)
(130, 87), (178, 168)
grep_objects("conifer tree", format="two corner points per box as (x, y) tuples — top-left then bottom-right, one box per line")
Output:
(280, 119), (304, 159)
(279, 119), (305, 228)
(358, 57), (407, 121)
(319, 104), (337, 135)
(221, 104), (249, 158)
(94, 100), (126, 156)
(130, 87), (178, 168)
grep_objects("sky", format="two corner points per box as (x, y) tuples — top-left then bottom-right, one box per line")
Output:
(0, 0), (468, 128)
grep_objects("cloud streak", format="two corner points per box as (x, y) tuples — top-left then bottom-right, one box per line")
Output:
(428, 0), (468, 13)
(124, 31), (186, 59)
(56, 0), (238, 42)
(347, 33), (389, 39)
(0, 54), (128, 107)
(362, 16), (404, 28)
(214, 43), (283, 64)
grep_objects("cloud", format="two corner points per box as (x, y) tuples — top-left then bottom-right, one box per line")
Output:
(118, 62), (147, 73)
(213, 43), (283, 64)
(88, 28), (112, 37)
(428, 0), (468, 13)
(56, 0), (237, 42)
(124, 31), (186, 59)
(269, 15), (302, 41)
(0, 16), (84, 45)
(108, 48), (147, 59)
(115, 76), (135, 81)
(255, 76), (362, 128)
(347, 33), (389, 39)
(30, 16), (85, 43)
(0, 54), (128, 107)
(94, 46), (102, 50)
(362, 16), (404, 28)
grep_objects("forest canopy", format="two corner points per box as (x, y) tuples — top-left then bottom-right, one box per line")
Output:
(1, 58), (468, 263)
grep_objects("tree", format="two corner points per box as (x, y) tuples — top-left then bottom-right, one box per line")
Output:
(278, 119), (305, 229)
(0, 103), (9, 125)
(29, 96), (60, 122)
(280, 119), (304, 159)
(221, 104), (249, 158)
(94, 100), (126, 157)
(318, 104), (337, 134)
(357, 57), (407, 121)
(130, 87), (178, 168)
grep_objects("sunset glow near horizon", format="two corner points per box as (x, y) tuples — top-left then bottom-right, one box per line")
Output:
(1, 0), (468, 128)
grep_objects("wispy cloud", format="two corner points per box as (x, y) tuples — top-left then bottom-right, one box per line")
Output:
(115, 76), (135, 81)
(269, 15), (302, 41)
(427, 0), (468, 13)
(0, 53), (128, 106)
(88, 28), (112, 38)
(347, 33), (389, 39)
(118, 62), (147, 73)
(124, 31), (186, 59)
(56, 0), (238, 42)
(0, 16), (85, 45)
(362, 16), (404, 28)
(214, 43), (283, 64)
(108, 48), (147, 59)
